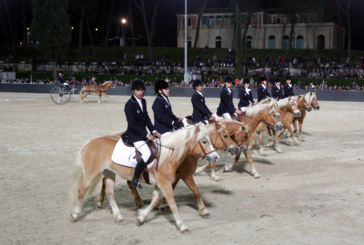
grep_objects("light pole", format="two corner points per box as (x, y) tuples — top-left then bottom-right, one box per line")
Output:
(184, 0), (188, 84)
(121, 18), (127, 47)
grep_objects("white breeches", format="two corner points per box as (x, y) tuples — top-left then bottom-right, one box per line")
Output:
(239, 107), (248, 112)
(133, 140), (151, 162)
(222, 113), (232, 119)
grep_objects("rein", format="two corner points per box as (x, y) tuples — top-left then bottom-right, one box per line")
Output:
(212, 128), (231, 151)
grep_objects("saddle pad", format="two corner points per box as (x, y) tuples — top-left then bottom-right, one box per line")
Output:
(111, 138), (155, 169)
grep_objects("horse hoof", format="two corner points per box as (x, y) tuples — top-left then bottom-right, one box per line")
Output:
(254, 174), (261, 179)
(211, 176), (221, 182)
(136, 218), (144, 226)
(115, 218), (125, 224)
(181, 229), (190, 235)
(96, 202), (103, 209)
(70, 214), (79, 222)
(201, 213), (211, 219)
(223, 167), (232, 173)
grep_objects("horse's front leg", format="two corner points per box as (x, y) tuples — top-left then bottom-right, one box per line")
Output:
(182, 175), (210, 218)
(245, 150), (260, 178)
(285, 120), (298, 145)
(258, 131), (264, 155)
(298, 119), (304, 141)
(98, 94), (101, 104)
(158, 180), (189, 233)
(224, 148), (241, 172)
(273, 130), (282, 152)
(249, 130), (257, 150)
(195, 162), (211, 174)
(209, 162), (220, 181)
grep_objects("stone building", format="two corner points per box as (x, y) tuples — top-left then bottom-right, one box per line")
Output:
(176, 9), (345, 50)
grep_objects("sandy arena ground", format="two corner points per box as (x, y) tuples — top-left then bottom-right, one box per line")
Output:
(0, 92), (363, 245)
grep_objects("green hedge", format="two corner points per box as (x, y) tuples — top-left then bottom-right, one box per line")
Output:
(291, 78), (364, 87)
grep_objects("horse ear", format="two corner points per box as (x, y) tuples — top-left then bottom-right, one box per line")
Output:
(310, 91), (313, 96)
(214, 120), (221, 129)
(241, 122), (249, 132)
(195, 123), (201, 135)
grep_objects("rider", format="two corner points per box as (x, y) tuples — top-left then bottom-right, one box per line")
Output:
(271, 77), (284, 100)
(238, 78), (255, 111)
(283, 76), (294, 98)
(191, 79), (215, 124)
(257, 76), (271, 102)
(152, 80), (183, 134)
(57, 72), (71, 91)
(216, 75), (241, 119)
(122, 79), (161, 189)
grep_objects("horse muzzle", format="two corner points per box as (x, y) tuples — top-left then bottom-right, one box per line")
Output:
(228, 146), (240, 155)
(206, 152), (219, 163)
(274, 122), (283, 131)
(306, 107), (312, 112)
(294, 110), (301, 117)
(240, 145), (248, 154)
(314, 105), (320, 110)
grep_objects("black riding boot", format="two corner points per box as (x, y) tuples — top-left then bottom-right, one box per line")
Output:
(131, 158), (147, 189)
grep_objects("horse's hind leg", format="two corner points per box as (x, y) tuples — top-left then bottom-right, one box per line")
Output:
(103, 170), (124, 223)
(127, 180), (144, 208)
(95, 177), (106, 208)
(258, 131), (264, 155)
(137, 186), (162, 225)
(182, 175), (210, 219)
(298, 119), (304, 141)
(71, 176), (95, 222)
(98, 95), (101, 104)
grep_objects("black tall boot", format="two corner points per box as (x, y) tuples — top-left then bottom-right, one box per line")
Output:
(131, 158), (147, 189)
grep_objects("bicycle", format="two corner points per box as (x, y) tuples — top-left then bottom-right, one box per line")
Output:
(50, 84), (76, 105)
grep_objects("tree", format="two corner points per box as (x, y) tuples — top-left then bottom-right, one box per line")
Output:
(193, 0), (208, 48)
(335, 0), (351, 58)
(31, 0), (71, 80)
(133, 0), (161, 61)
(103, 0), (115, 47)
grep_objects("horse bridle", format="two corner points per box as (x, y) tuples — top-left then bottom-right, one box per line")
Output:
(211, 128), (232, 152)
(198, 137), (216, 159)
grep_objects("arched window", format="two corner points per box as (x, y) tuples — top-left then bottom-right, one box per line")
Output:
(296, 35), (304, 49)
(317, 35), (325, 49)
(215, 36), (222, 48)
(246, 36), (253, 49)
(282, 35), (289, 49)
(268, 36), (275, 49)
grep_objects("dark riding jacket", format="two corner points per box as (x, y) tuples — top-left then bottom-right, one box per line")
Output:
(238, 87), (254, 108)
(284, 83), (294, 98)
(271, 85), (284, 100)
(152, 94), (179, 134)
(122, 96), (155, 143)
(217, 86), (235, 116)
(191, 90), (212, 123)
(257, 84), (271, 102)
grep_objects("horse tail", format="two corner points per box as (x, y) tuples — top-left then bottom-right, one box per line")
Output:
(68, 142), (87, 208)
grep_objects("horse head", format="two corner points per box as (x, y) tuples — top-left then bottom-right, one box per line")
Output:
(209, 120), (240, 155)
(308, 92), (320, 110)
(191, 123), (219, 163)
(298, 95), (312, 112)
(262, 101), (283, 131)
(224, 120), (250, 154)
(287, 97), (301, 117)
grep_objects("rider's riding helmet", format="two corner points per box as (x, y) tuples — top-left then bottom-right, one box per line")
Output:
(224, 75), (233, 83)
(192, 79), (203, 89)
(131, 79), (145, 90)
(154, 80), (169, 94)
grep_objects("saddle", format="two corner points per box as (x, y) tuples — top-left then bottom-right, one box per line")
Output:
(123, 137), (158, 165)
(185, 115), (194, 125)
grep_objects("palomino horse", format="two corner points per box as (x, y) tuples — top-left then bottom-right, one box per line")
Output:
(251, 96), (301, 154)
(97, 121), (242, 216)
(195, 120), (250, 181)
(289, 91), (320, 140)
(80, 81), (115, 104)
(223, 100), (283, 178)
(278, 95), (312, 141)
(70, 124), (219, 234)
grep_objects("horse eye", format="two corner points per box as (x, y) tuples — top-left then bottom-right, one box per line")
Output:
(244, 135), (248, 139)
(202, 140), (207, 144)
(291, 103), (295, 106)
(223, 135), (228, 138)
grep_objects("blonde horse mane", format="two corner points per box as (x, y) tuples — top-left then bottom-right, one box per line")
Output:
(277, 97), (291, 109)
(246, 100), (276, 117)
(305, 92), (316, 103)
(158, 125), (209, 168)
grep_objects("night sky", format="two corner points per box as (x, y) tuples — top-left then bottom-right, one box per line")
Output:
(0, 0), (363, 50)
